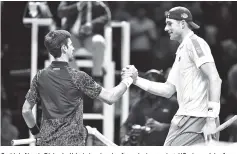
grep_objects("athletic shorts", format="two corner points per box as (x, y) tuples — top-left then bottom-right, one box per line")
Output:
(164, 115), (220, 146)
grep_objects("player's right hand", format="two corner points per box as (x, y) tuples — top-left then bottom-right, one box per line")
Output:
(202, 118), (217, 141)
(122, 65), (138, 82)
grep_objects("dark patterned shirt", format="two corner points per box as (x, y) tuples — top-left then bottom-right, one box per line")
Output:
(25, 61), (102, 146)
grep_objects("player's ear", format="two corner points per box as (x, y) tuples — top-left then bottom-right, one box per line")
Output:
(61, 44), (67, 53)
(181, 20), (186, 29)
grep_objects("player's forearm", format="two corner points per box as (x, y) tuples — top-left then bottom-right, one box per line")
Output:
(98, 82), (128, 105)
(208, 76), (222, 103)
(207, 76), (222, 118)
(134, 77), (175, 98)
(22, 107), (36, 128)
(110, 82), (128, 104)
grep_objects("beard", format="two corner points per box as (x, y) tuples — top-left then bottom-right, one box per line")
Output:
(68, 55), (74, 61)
(67, 52), (74, 61)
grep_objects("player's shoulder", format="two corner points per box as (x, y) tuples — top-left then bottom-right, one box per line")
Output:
(34, 68), (47, 80)
(189, 34), (208, 45)
(186, 34), (209, 49)
(66, 66), (90, 77)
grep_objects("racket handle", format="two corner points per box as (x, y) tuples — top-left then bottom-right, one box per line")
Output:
(205, 115), (237, 143)
(212, 115), (237, 134)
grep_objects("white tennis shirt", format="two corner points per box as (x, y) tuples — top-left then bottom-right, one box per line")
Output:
(167, 31), (215, 117)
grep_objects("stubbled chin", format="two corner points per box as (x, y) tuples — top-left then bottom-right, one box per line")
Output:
(170, 35), (176, 41)
(68, 55), (74, 61)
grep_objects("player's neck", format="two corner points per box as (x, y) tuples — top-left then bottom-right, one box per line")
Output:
(179, 29), (192, 43)
(55, 56), (69, 63)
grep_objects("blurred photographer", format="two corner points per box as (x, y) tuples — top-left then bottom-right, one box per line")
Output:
(120, 69), (178, 146)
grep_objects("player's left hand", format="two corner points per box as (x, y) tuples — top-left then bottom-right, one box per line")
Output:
(202, 118), (217, 141)
(121, 65), (138, 82)
(121, 67), (134, 80)
(121, 72), (134, 81)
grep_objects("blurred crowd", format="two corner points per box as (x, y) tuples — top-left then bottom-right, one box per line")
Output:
(1, 1), (237, 145)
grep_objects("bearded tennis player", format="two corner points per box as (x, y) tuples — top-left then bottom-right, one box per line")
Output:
(22, 30), (134, 146)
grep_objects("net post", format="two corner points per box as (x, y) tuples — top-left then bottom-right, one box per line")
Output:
(103, 25), (115, 142)
(29, 22), (39, 146)
(121, 21), (131, 125)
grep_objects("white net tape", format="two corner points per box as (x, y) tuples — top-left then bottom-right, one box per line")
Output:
(11, 126), (117, 146)
(12, 116), (237, 146)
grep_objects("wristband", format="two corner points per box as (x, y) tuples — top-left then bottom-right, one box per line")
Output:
(121, 77), (133, 88)
(207, 101), (220, 118)
(29, 124), (40, 135)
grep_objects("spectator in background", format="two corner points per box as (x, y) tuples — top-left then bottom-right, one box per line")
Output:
(217, 3), (237, 77)
(220, 38), (237, 99)
(57, 1), (106, 81)
(154, 2), (173, 30)
(152, 34), (178, 71)
(221, 39), (237, 72)
(152, 2), (178, 71)
(200, 2), (222, 26)
(226, 63), (237, 142)
(120, 69), (178, 146)
(227, 64), (237, 110)
(1, 44), (16, 109)
(130, 7), (157, 72)
(203, 25), (224, 81)
(1, 109), (19, 146)
(219, 64), (237, 141)
(217, 3), (236, 41)
(113, 2), (131, 22)
(225, 115), (237, 142)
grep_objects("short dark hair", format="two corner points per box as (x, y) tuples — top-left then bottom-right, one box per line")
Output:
(44, 30), (71, 58)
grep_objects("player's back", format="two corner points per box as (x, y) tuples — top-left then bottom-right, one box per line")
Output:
(38, 61), (83, 120)
(36, 61), (87, 146)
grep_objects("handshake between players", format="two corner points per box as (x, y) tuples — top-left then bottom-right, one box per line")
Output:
(121, 65), (139, 86)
